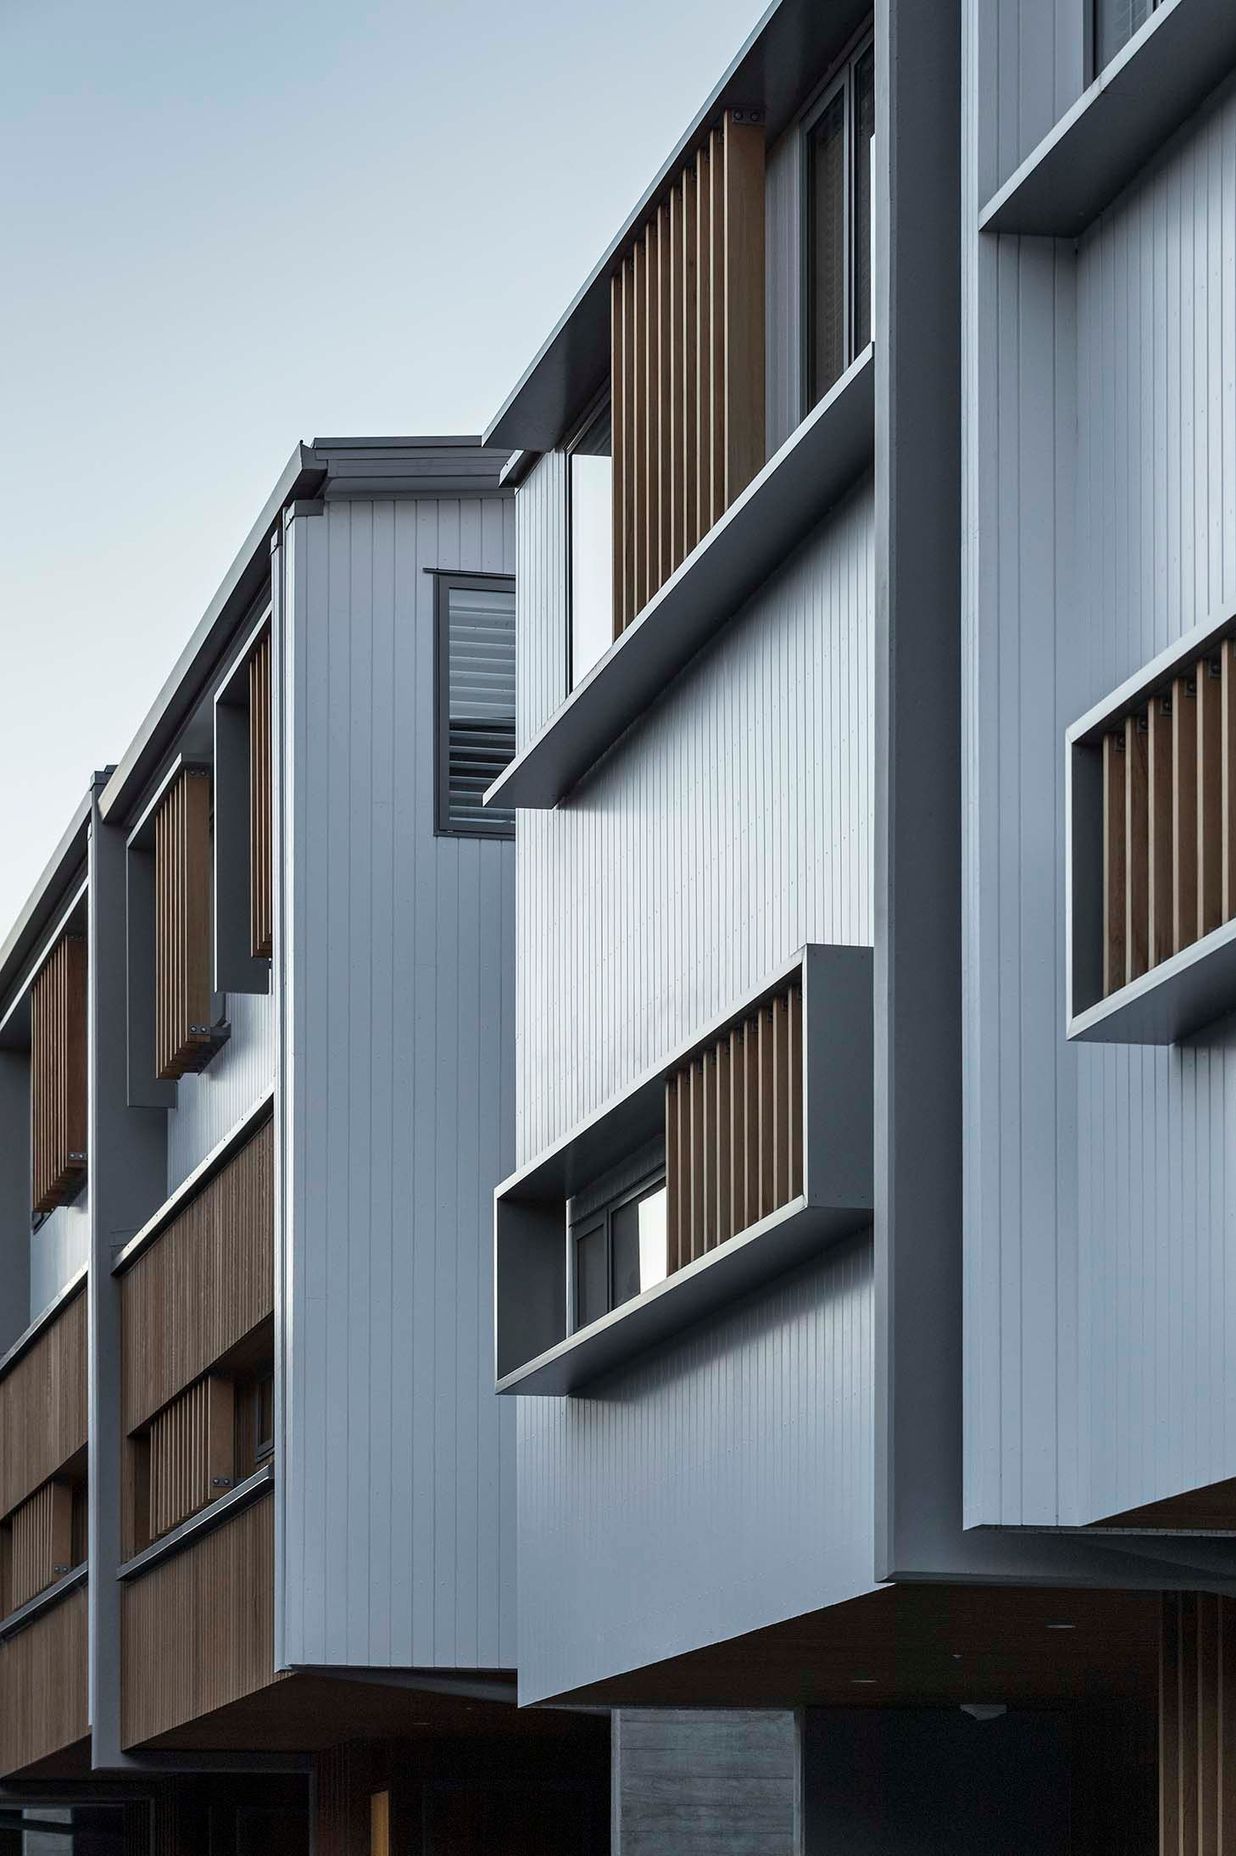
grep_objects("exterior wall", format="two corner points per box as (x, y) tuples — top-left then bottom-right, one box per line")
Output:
(613, 1709), (800, 1856)
(963, 5), (1236, 1526)
(518, 1236), (875, 1704)
(279, 490), (517, 1672)
(517, 451), (568, 746)
(517, 480), (874, 1164)
(167, 987), (275, 1194)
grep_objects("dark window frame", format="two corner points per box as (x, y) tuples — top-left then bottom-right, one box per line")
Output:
(570, 1168), (666, 1332)
(800, 23), (875, 414)
(565, 390), (614, 694)
(1091, 0), (1160, 79)
(432, 570), (517, 841)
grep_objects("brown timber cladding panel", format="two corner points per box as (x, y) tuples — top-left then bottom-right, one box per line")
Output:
(1159, 1592), (1236, 1853)
(155, 767), (214, 1080)
(1102, 645), (1236, 997)
(120, 1117), (274, 1433)
(121, 1489), (278, 1747)
(8, 1480), (73, 1611)
(148, 1377), (235, 1540)
(249, 629), (274, 960)
(31, 934), (87, 1215)
(0, 1289), (86, 1517)
(610, 108), (764, 637)
(665, 979), (802, 1274)
(0, 1583), (88, 1775)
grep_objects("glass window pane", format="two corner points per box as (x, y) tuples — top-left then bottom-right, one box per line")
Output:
(445, 582), (515, 835)
(570, 405), (613, 687)
(1096, 0), (1156, 70)
(852, 46), (875, 357)
(575, 1220), (608, 1329)
(611, 1184), (668, 1310)
(808, 90), (846, 405)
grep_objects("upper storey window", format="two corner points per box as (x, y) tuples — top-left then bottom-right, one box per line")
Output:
(436, 574), (517, 837)
(806, 34), (874, 408)
(568, 400), (613, 688)
(1094, 0), (1159, 72)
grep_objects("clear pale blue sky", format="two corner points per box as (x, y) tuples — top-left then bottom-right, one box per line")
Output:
(0, 0), (762, 933)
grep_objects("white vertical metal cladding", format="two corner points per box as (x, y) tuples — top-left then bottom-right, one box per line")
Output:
(963, 6), (1236, 1528)
(166, 989), (275, 1194)
(517, 1237), (876, 1705)
(279, 490), (517, 1671)
(517, 451), (568, 747)
(517, 480), (874, 1164)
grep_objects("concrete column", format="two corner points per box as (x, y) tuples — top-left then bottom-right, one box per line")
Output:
(612, 1710), (800, 1855)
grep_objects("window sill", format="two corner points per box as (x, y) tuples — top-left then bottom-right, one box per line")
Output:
(117, 1463), (274, 1582)
(497, 1196), (865, 1396)
(1069, 919), (1236, 1044)
(485, 346), (874, 812)
(0, 1563), (87, 1643)
(980, 0), (1236, 237)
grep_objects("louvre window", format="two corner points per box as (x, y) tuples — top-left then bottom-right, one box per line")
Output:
(1, 1472), (85, 1616)
(1095, 0), (1158, 72)
(30, 933), (87, 1216)
(807, 34), (875, 408)
(436, 575), (516, 837)
(154, 767), (217, 1079)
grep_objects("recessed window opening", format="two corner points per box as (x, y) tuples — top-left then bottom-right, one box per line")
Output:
(435, 574), (517, 838)
(1094, 0), (1159, 74)
(568, 398), (614, 689)
(573, 1174), (667, 1331)
(805, 32), (874, 408)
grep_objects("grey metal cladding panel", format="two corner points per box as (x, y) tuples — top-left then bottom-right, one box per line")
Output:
(963, 56), (1236, 1529)
(166, 989), (275, 1195)
(30, 1193), (89, 1326)
(516, 452), (567, 748)
(516, 480), (874, 1165)
(282, 491), (517, 1673)
(516, 1235), (876, 1706)
(766, 122), (803, 457)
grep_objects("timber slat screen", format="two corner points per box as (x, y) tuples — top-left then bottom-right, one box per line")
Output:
(611, 107), (765, 637)
(0, 1582), (88, 1775)
(1160, 1592), (1236, 1852)
(6, 1480), (73, 1612)
(146, 1376), (235, 1541)
(249, 629), (273, 960)
(1101, 644), (1236, 997)
(30, 934), (87, 1215)
(665, 978), (802, 1274)
(154, 767), (214, 1079)
(0, 1288), (86, 1521)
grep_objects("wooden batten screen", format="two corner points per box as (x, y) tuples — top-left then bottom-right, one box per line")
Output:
(610, 107), (765, 637)
(1101, 643), (1236, 997)
(1160, 1592), (1236, 1851)
(154, 767), (214, 1080)
(665, 977), (802, 1275)
(30, 933), (87, 1215)
(249, 628), (273, 960)
(7, 1479), (73, 1612)
(147, 1375), (234, 1541)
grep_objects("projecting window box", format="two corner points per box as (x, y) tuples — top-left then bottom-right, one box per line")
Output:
(494, 944), (873, 1396)
(1068, 603), (1236, 1044)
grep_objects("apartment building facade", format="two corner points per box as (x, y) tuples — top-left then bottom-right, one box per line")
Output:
(0, 439), (607, 1853)
(483, 0), (1236, 1847)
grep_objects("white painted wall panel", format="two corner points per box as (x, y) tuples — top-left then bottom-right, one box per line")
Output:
(279, 490), (517, 1673)
(517, 1236), (876, 1705)
(964, 25), (1236, 1528)
(517, 452), (567, 748)
(166, 988), (274, 1194)
(30, 1190), (87, 1324)
(517, 479), (874, 1164)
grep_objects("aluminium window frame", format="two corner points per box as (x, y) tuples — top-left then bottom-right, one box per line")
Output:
(799, 21), (875, 417)
(564, 387), (614, 695)
(568, 1166), (666, 1333)
(432, 569), (518, 841)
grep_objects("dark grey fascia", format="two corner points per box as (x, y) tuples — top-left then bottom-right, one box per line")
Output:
(483, 0), (872, 451)
(0, 792), (91, 1021)
(980, 0), (1236, 236)
(486, 347), (874, 811)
